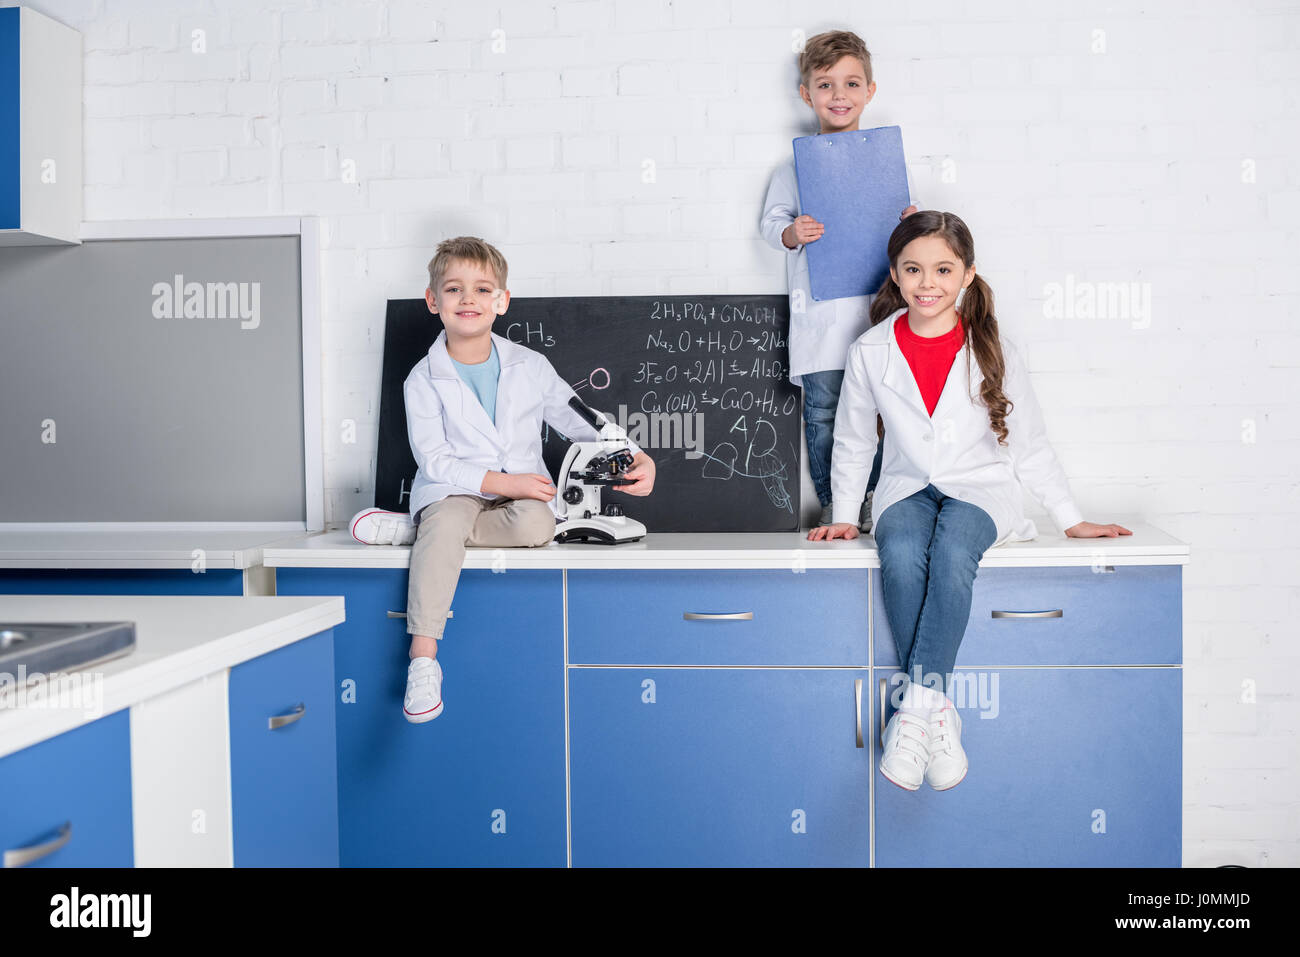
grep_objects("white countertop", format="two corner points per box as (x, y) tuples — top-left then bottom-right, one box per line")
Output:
(0, 528), (305, 570)
(263, 519), (1188, 569)
(0, 594), (344, 758)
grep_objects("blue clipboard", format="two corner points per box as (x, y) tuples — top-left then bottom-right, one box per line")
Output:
(792, 126), (911, 301)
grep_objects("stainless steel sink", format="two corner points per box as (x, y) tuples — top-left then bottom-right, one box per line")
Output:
(0, 622), (136, 680)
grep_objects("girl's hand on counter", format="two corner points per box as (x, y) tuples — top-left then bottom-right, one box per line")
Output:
(1065, 521), (1133, 538)
(620, 452), (656, 496)
(807, 522), (859, 541)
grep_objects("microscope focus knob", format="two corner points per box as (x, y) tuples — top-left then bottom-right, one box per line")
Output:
(563, 487), (584, 505)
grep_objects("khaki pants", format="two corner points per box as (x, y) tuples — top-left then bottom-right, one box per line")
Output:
(406, 494), (556, 638)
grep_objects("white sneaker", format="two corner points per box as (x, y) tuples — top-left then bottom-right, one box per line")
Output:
(879, 709), (931, 791)
(351, 507), (416, 545)
(403, 656), (443, 723)
(925, 701), (967, 790)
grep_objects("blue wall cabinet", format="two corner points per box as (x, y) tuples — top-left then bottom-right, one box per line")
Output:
(228, 629), (339, 867)
(0, 709), (134, 866)
(570, 667), (871, 866)
(872, 667), (1181, 866)
(275, 567), (566, 867)
(0, 6), (81, 245)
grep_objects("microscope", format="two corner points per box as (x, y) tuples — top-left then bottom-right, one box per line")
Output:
(553, 396), (647, 545)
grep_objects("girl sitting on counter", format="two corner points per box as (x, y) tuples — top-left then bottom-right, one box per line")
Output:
(809, 211), (1131, 792)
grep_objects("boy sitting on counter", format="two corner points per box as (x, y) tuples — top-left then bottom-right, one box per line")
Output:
(400, 236), (657, 723)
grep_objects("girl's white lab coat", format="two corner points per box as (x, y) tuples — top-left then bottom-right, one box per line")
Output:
(404, 330), (642, 522)
(831, 308), (1084, 546)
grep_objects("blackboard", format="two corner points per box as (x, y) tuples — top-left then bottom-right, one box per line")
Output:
(375, 296), (802, 533)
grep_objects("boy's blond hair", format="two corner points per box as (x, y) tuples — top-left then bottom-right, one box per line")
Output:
(426, 236), (509, 292)
(798, 30), (872, 89)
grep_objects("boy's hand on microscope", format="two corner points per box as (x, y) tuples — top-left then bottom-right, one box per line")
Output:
(782, 215), (824, 248)
(620, 452), (656, 496)
(807, 522), (859, 542)
(495, 472), (557, 502)
(899, 205), (918, 220)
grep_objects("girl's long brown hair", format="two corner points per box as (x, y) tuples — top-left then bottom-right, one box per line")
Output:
(869, 210), (1013, 445)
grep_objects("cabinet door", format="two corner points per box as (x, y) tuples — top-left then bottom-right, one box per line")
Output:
(228, 629), (339, 867)
(276, 567), (566, 867)
(0, 709), (133, 867)
(570, 667), (870, 866)
(872, 667), (1181, 866)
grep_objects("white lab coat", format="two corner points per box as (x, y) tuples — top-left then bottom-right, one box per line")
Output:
(404, 330), (642, 521)
(759, 154), (919, 388)
(830, 308), (1084, 545)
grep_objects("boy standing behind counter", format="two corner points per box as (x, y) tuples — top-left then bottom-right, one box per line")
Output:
(760, 30), (918, 529)
(402, 237), (657, 723)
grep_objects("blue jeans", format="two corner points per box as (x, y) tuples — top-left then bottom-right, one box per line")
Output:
(802, 369), (882, 509)
(874, 484), (997, 724)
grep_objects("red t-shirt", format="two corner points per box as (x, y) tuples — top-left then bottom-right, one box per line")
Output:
(894, 312), (964, 417)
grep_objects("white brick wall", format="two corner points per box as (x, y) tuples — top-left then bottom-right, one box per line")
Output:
(33, 0), (1300, 865)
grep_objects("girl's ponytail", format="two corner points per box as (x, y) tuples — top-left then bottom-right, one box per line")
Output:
(959, 273), (1014, 446)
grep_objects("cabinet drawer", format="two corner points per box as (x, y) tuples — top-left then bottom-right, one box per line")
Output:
(228, 629), (339, 867)
(0, 710), (134, 867)
(873, 565), (1181, 667)
(568, 569), (868, 666)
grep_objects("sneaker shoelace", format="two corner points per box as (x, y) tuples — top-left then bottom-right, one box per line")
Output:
(406, 662), (440, 696)
(930, 709), (954, 755)
(888, 715), (929, 767)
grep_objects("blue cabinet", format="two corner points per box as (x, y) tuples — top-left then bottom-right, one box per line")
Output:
(0, 8), (18, 230)
(0, 709), (133, 866)
(0, 568), (244, 596)
(872, 667), (1181, 866)
(275, 567), (566, 867)
(570, 667), (870, 866)
(228, 629), (339, 867)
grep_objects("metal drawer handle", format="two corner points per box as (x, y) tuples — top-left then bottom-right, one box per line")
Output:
(878, 678), (887, 749)
(991, 609), (1063, 619)
(854, 679), (863, 748)
(5, 821), (71, 868)
(268, 703), (306, 730)
(387, 610), (452, 619)
(682, 612), (754, 621)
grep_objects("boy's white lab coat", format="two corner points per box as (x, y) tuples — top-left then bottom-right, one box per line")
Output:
(759, 155), (919, 388)
(404, 330), (642, 522)
(830, 308), (1084, 546)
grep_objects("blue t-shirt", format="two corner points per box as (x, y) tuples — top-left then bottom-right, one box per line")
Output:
(449, 341), (500, 424)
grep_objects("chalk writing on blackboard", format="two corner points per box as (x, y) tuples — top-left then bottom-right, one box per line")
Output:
(377, 295), (801, 532)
